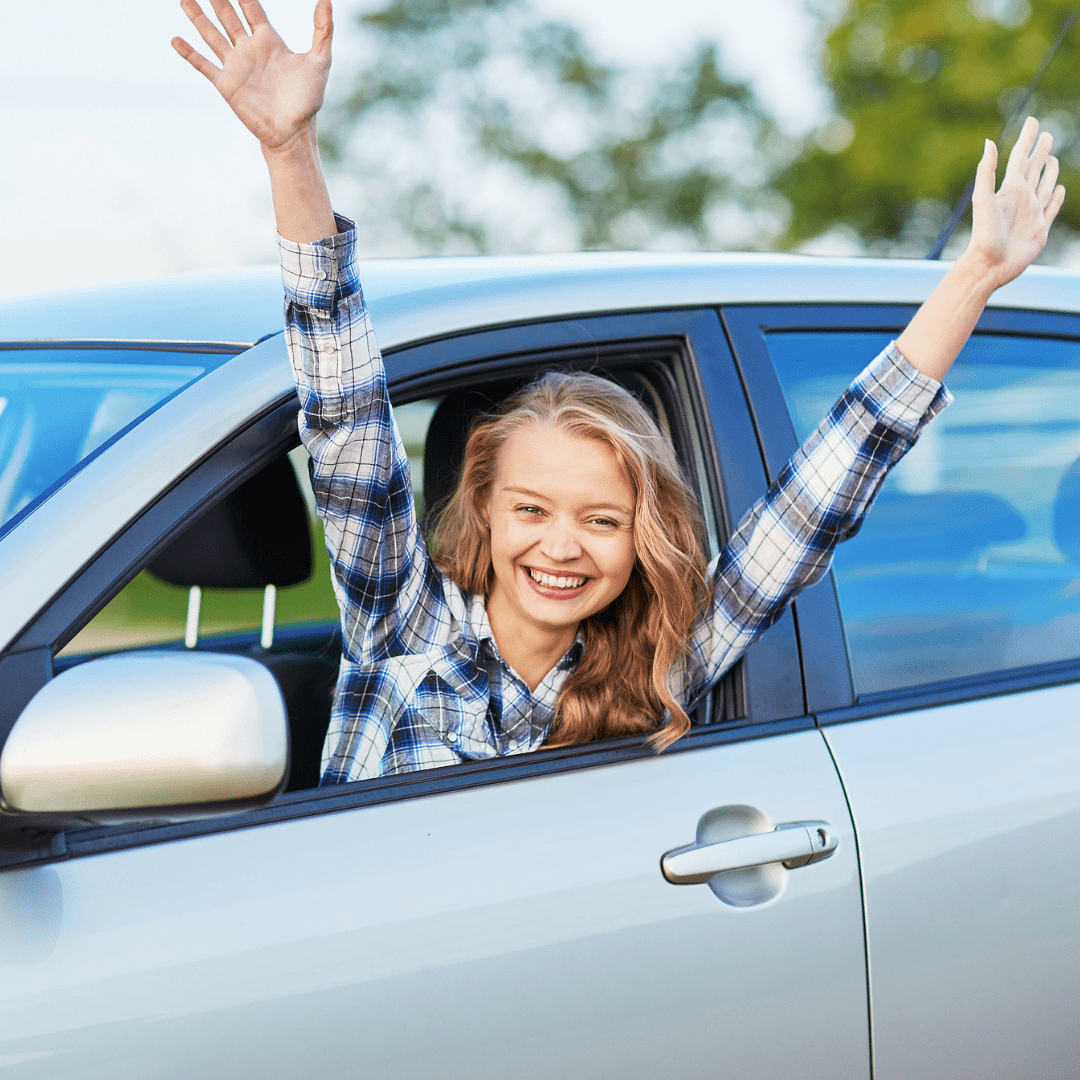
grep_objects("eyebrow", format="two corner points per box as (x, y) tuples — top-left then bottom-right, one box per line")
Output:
(501, 486), (633, 515)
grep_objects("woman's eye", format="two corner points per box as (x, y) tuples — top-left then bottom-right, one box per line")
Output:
(517, 505), (543, 516)
(591, 517), (618, 528)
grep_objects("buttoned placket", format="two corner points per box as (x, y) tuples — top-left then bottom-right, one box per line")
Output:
(471, 629), (584, 755)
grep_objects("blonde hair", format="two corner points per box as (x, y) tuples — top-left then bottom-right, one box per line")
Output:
(430, 371), (708, 751)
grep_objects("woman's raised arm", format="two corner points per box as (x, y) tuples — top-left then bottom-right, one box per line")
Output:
(679, 121), (1065, 708)
(897, 116), (1065, 381)
(172, 0), (337, 243)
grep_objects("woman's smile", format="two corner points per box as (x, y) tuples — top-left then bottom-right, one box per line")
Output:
(522, 565), (591, 596)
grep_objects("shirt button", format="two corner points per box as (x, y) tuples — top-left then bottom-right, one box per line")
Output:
(315, 268), (328, 281)
(320, 340), (338, 357)
(447, 731), (459, 744)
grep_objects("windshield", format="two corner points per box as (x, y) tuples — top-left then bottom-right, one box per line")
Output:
(0, 348), (229, 540)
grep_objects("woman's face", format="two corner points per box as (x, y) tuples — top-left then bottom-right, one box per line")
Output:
(485, 422), (637, 642)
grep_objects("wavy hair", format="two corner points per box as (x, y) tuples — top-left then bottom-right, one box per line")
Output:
(429, 371), (708, 751)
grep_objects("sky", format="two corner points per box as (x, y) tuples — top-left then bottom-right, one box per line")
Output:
(0, 0), (833, 296)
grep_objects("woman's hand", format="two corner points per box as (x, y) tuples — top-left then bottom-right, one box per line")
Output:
(172, 0), (333, 153)
(968, 116), (1066, 290)
(896, 117), (1066, 383)
(173, 0), (337, 242)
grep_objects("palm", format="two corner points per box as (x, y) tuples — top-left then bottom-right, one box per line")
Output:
(174, 0), (332, 150)
(218, 33), (326, 147)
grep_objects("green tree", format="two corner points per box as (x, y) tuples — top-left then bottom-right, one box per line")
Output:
(776, 0), (1080, 253)
(321, 0), (792, 253)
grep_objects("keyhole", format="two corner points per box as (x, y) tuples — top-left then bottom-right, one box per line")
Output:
(816, 828), (829, 848)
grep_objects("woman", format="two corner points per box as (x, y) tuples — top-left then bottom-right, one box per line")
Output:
(174, 0), (1065, 783)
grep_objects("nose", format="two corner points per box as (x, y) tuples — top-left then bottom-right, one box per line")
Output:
(539, 518), (583, 563)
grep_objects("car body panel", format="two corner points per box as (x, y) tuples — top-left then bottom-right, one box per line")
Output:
(824, 682), (1080, 1080)
(0, 729), (869, 1079)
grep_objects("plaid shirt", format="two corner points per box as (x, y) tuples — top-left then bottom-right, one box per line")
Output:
(280, 219), (951, 784)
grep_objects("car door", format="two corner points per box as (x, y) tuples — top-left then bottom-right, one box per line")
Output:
(0, 312), (871, 1079)
(727, 303), (1080, 1080)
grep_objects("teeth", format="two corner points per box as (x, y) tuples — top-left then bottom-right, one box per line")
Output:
(528, 568), (586, 590)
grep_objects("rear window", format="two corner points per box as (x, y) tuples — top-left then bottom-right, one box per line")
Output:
(0, 349), (226, 540)
(770, 330), (1080, 696)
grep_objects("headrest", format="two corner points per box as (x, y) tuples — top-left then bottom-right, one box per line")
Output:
(148, 455), (312, 589)
(422, 386), (509, 532)
(1053, 457), (1080, 564)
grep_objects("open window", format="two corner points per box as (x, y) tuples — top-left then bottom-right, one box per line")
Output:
(47, 349), (740, 799)
(53, 358), (738, 795)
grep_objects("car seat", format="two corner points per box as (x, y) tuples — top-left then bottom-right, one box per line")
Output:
(421, 385), (512, 533)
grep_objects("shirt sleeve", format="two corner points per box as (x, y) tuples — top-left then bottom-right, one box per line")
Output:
(677, 340), (952, 703)
(279, 215), (447, 664)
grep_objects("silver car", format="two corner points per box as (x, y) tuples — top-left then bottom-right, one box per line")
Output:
(1, 252), (1078, 1079)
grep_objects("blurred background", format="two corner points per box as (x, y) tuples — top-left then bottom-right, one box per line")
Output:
(4, 0), (1080, 297)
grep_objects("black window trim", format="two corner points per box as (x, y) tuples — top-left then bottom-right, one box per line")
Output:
(722, 301), (1080, 726)
(0, 308), (811, 868)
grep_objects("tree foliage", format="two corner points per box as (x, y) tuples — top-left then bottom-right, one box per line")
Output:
(776, 0), (1080, 252)
(321, 0), (790, 253)
(323, 0), (1080, 256)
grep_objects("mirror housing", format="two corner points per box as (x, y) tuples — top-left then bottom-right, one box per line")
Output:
(0, 652), (288, 825)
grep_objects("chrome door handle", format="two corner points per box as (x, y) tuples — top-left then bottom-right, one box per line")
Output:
(661, 822), (838, 884)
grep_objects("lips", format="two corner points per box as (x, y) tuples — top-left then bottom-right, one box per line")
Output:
(524, 567), (589, 591)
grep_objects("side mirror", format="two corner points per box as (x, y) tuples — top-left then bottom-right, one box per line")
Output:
(0, 652), (288, 825)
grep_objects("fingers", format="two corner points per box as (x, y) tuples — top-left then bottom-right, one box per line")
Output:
(208, 0), (248, 44)
(171, 35), (221, 85)
(1005, 115), (1041, 182)
(973, 138), (998, 205)
(180, 0), (231, 62)
(312, 0), (334, 58)
(1037, 154), (1061, 206)
(1046, 184), (1066, 228)
(1026, 130), (1054, 189)
(238, 0), (271, 29)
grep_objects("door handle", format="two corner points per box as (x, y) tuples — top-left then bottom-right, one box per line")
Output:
(661, 821), (838, 884)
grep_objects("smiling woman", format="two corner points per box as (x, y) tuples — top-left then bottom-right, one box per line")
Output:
(431, 370), (705, 750)
(172, 0), (1065, 784)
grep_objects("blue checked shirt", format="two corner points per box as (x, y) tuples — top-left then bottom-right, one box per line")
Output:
(280, 218), (951, 784)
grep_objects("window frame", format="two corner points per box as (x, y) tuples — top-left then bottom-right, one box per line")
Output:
(0, 308), (811, 868)
(722, 302), (1080, 726)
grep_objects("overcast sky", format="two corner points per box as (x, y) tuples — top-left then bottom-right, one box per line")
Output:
(0, 0), (832, 296)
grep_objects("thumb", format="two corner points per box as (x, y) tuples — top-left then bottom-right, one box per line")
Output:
(973, 138), (997, 205)
(312, 0), (333, 59)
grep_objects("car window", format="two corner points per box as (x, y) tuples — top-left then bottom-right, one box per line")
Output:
(770, 330), (1080, 695)
(59, 400), (440, 657)
(0, 349), (221, 540)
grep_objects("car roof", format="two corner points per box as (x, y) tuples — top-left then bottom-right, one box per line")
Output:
(2, 251), (1080, 351)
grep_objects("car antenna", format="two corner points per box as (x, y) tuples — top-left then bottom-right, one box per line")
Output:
(926, 9), (1078, 260)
